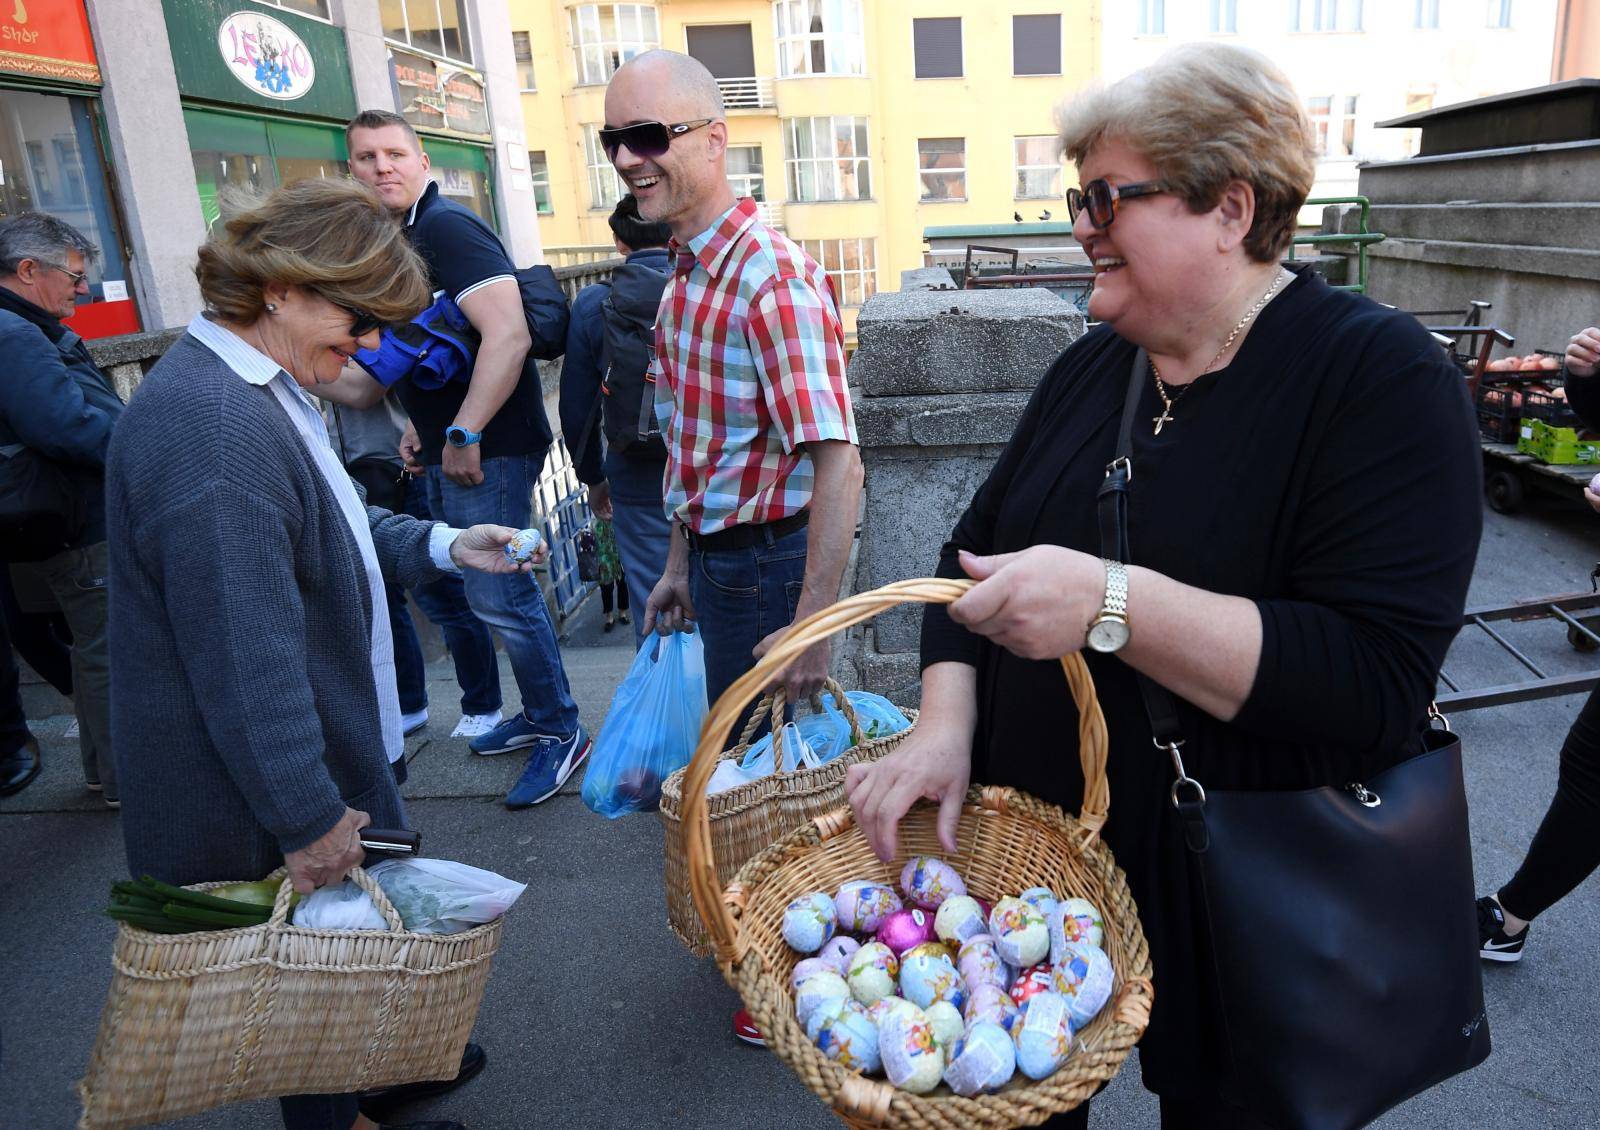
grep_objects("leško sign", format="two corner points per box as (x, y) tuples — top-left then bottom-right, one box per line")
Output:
(217, 11), (315, 101)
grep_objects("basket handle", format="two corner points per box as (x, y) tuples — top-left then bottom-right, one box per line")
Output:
(679, 578), (1111, 967)
(265, 864), (407, 932)
(731, 677), (864, 767)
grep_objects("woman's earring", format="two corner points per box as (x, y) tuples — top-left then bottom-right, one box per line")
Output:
(265, 303), (278, 313)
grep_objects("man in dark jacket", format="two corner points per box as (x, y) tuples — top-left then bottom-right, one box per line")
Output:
(0, 212), (120, 805)
(560, 195), (673, 647)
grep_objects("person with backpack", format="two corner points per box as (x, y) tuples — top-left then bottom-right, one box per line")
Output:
(560, 194), (673, 648)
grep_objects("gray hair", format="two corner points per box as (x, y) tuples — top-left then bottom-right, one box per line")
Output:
(0, 212), (98, 276)
(621, 50), (725, 117)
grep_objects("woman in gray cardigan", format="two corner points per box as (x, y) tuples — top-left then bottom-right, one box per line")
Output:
(105, 178), (532, 1130)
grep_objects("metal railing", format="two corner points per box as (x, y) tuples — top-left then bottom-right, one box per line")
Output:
(1289, 196), (1384, 294)
(718, 76), (775, 109)
(753, 200), (785, 229)
(530, 435), (596, 629)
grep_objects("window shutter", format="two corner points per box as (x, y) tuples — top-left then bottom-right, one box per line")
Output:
(913, 17), (962, 79)
(685, 24), (757, 79)
(1012, 15), (1061, 75)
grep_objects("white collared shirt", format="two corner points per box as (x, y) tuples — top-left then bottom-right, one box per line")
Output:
(186, 314), (459, 763)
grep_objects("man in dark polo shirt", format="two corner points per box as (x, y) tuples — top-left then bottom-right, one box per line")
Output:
(345, 109), (586, 811)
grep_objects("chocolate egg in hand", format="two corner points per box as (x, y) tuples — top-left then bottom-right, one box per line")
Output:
(502, 527), (544, 564)
(783, 891), (838, 953)
(900, 856), (967, 910)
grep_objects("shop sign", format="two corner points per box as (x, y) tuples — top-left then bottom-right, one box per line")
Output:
(216, 12), (315, 102)
(440, 68), (488, 136)
(391, 48), (490, 139)
(0, 0), (100, 85)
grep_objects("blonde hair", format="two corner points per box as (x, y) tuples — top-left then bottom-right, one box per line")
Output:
(1056, 42), (1316, 262)
(195, 178), (431, 325)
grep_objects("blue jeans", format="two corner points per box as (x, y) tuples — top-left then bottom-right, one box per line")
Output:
(278, 1092), (357, 1129)
(604, 450), (672, 649)
(688, 524), (808, 735)
(425, 455), (578, 736)
(402, 475), (501, 716)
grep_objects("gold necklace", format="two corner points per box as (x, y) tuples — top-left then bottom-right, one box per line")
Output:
(1150, 268), (1290, 435)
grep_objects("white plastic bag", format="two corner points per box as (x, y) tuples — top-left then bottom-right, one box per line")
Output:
(292, 880), (388, 931)
(365, 857), (528, 934)
(706, 721), (820, 796)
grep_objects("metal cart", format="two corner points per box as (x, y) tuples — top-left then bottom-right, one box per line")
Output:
(1438, 580), (1600, 713)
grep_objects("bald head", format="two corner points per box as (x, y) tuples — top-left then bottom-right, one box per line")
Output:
(612, 50), (724, 119)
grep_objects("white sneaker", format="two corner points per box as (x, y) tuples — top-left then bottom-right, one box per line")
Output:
(451, 711), (503, 739)
(65, 719), (80, 738)
(401, 709), (430, 736)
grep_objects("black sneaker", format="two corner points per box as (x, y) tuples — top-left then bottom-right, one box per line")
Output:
(1477, 896), (1528, 963)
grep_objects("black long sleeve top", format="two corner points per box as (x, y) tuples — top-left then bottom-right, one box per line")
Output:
(919, 268), (1483, 1098)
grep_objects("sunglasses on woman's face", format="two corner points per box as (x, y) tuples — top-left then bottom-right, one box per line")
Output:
(598, 119), (714, 160)
(1066, 178), (1170, 230)
(339, 305), (383, 338)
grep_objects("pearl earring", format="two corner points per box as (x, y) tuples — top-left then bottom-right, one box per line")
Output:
(265, 303), (278, 313)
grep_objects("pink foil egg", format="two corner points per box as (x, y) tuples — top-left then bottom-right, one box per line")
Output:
(876, 907), (935, 956)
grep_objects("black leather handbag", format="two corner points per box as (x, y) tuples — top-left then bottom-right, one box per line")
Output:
(1099, 350), (1491, 1130)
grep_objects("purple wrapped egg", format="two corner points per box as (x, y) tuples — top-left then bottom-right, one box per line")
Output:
(846, 941), (901, 1007)
(1012, 991), (1075, 1079)
(964, 982), (1021, 1032)
(876, 907), (935, 956)
(899, 856), (967, 910)
(899, 944), (966, 1011)
(795, 970), (851, 1028)
(818, 934), (861, 974)
(880, 1006), (944, 1094)
(791, 956), (836, 990)
(1051, 940), (1116, 1028)
(815, 996), (881, 1074)
(782, 890), (838, 953)
(989, 896), (1049, 968)
(957, 934), (1009, 993)
(944, 1020), (1018, 1096)
(834, 879), (904, 935)
(1048, 898), (1106, 963)
(933, 894), (988, 948)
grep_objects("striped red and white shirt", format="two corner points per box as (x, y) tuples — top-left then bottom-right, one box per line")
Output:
(653, 197), (857, 536)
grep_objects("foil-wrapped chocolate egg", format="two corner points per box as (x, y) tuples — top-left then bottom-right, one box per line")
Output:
(866, 994), (919, 1028)
(1049, 897), (1106, 962)
(846, 941), (901, 1007)
(814, 997), (882, 1074)
(795, 970), (851, 1029)
(1009, 963), (1054, 1008)
(964, 982), (1021, 1032)
(956, 934), (1009, 993)
(1051, 940), (1116, 1029)
(502, 528), (544, 564)
(899, 944), (966, 1011)
(791, 956), (836, 991)
(805, 992), (853, 1042)
(933, 894), (988, 948)
(880, 1006), (945, 1094)
(1019, 885), (1059, 922)
(835, 879), (904, 935)
(989, 896), (1049, 968)
(818, 934), (861, 974)
(1012, 991), (1075, 1080)
(944, 1020), (1018, 1097)
(783, 891), (838, 953)
(876, 907), (935, 956)
(923, 1000), (964, 1049)
(899, 856), (967, 910)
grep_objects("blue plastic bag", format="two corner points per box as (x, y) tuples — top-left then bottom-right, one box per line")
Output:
(582, 629), (708, 818)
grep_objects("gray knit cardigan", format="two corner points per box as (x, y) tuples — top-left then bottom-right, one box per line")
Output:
(107, 334), (444, 885)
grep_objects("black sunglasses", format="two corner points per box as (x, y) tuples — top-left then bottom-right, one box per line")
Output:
(339, 305), (383, 338)
(598, 119), (713, 160)
(1066, 178), (1169, 230)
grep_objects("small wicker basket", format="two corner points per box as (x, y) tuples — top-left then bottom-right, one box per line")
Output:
(679, 579), (1154, 1128)
(659, 677), (917, 955)
(78, 866), (500, 1130)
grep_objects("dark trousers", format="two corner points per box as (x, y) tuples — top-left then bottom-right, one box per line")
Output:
(599, 578), (629, 614)
(1498, 680), (1600, 921)
(1, 594), (28, 758)
(0, 568), (72, 695)
(277, 1092), (357, 1130)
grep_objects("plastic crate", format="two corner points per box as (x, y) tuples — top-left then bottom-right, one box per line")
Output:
(1477, 380), (1578, 443)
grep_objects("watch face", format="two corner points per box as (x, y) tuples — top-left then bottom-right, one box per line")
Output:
(1087, 619), (1130, 654)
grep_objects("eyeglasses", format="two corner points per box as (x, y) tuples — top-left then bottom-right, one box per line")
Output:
(45, 262), (88, 286)
(1065, 178), (1170, 230)
(338, 305), (383, 338)
(598, 119), (714, 160)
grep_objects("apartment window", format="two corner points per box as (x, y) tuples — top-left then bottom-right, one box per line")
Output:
(1414, 0), (1439, 28)
(1487, 0), (1512, 27)
(583, 125), (627, 209)
(1291, 0), (1363, 32)
(382, 0), (474, 64)
(727, 145), (767, 201)
(686, 24), (758, 82)
(913, 18), (962, 79)
(1307, 95), (1359, 156)
(785, 116), (872, 202)
(801, 238), (876, 307)
(1210, 0), (1238, 32)
(529, 150), (552, 214)
(917, 138), (966, 201)
(512, 31), (536, 90)
(773, 0), (865, 77)
(1014, 135), (1062, 199)
(569, 4), (660, 86)
(254, 0), (331, 18)
(1136, 0), (1165, 35)
(1012, 15), (1061, 76)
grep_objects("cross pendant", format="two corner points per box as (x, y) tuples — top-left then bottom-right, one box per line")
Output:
(1153, 408), (1173, 435)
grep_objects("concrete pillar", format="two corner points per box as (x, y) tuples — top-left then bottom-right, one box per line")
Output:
(330, 0), (396, 112)
(86, 0), (205, 330)
(469, 0), (545, 265)
(843, 277), (1084, 702)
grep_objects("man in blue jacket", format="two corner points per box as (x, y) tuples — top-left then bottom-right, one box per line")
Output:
(0, 212), (121, 805)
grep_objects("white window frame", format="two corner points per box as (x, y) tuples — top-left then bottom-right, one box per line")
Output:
(772, 0), (866, 78)
(1307, 94), (1359, 157)
(512, 31), (536, 91)
(383, 0), (476, 67)
(800, 237), (876, 307)
(570, 4), (661, 87)
(248, 0), (334, 23)
(726, 144), (767, 201)
(916, 137), (966, 202)
(1487, 0), (1512, 28)
(1136, 0), (1165, 36)
(1414, 0), (1439, 28)
(1291, 0), (1363, 32)
(784, 115), (872, 203)
(1209, 0), (1238, 33)
(529, 150), (553, 215)
(583, 125), (627, 210)
(1013, 135), (1063, 200)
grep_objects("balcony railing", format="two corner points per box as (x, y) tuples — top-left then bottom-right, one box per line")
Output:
(753, 201), (785, 229)
(718, 76), (775, 110)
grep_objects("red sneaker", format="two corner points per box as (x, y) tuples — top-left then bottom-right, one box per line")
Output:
(732, 1008), (765, 1047)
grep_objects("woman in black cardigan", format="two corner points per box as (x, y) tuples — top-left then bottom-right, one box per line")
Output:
(847, 44), (1482, 1129)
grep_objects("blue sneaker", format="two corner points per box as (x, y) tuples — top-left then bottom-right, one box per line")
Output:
(470, 712), (557, 756)
(504, 726), (592, 809)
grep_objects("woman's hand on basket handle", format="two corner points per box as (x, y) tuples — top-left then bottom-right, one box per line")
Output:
(284, 807), (370, 894)
(948, 547), (1103, 658)
(846, 663), (976, 861)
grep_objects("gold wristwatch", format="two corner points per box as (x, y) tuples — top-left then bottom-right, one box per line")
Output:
(1086, 559), (1130, 654)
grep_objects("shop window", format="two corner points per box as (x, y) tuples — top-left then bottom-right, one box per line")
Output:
(1013, 135), (1062, 200)
(784, 116), (871, 202)
(1291, 0), (1363, 32)
(253, 0), (332, 19)
(529, 150), (553, 214)
(1012, 15), (1061, 76)
(773, 0), (865, 77)
(584, 124), (627, 209)
(383, 0), (474, 65)
(1211, 0), (1239, 33)
(912, 18), (962, 80)
(799, 238), (875, 307)
(917, 138), (965, 201)
(513, 31), (537, 90)
(1137, 0), (1165, 35)
(570, 5), (660, 87)
(0, 88), (135, 331)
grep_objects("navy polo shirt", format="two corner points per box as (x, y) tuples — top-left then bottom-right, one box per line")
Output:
(397, 180), (551, 465)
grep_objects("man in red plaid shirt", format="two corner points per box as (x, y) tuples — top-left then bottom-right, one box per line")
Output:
(605, 51), (863, 721)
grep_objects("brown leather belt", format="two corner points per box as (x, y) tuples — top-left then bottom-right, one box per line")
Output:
(684, 510), (809, 553)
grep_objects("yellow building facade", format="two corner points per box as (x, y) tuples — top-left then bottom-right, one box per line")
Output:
(508, 0), (1098, 324)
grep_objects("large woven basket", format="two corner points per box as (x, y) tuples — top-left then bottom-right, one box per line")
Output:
(78, 865), (501, 1129)
(660, 677), (918, 955)
(679, 579), (1154, 1128)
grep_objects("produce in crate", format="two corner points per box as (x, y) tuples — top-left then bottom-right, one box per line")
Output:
(943, 1020), (1018, 1096)
(899, 855), (966, 909)
(1012, 992), (1076, 1080)
(834, 879), (903, 934)
(781, 890), (838, 953)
